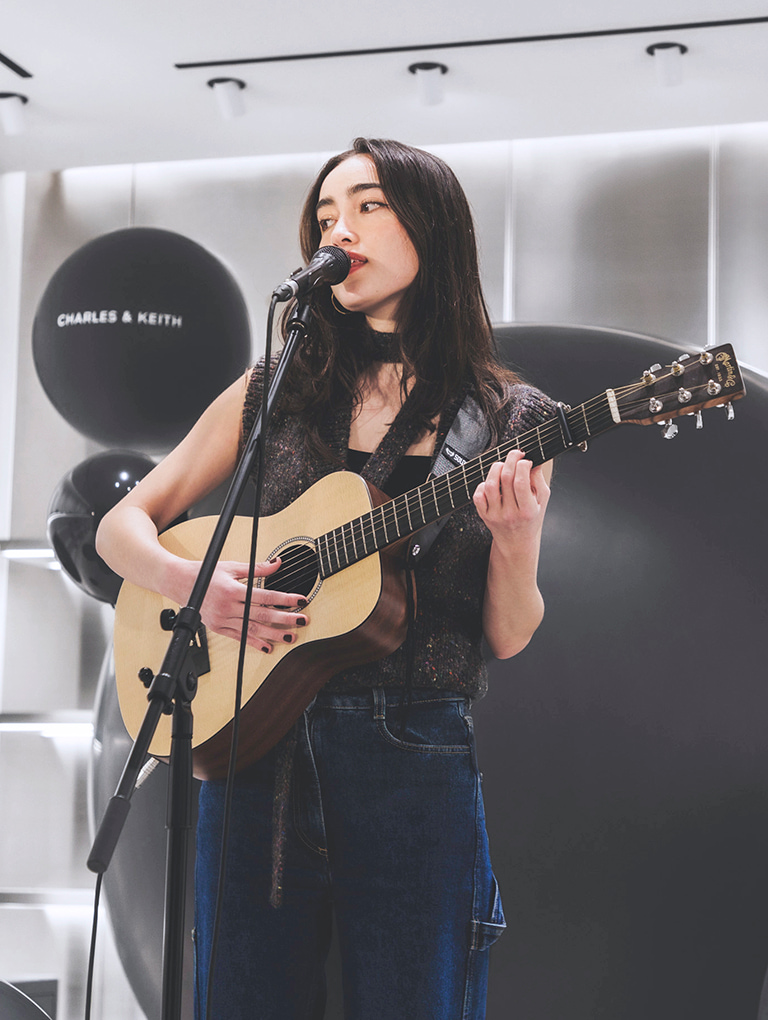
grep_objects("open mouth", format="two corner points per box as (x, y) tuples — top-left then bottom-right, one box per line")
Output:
(347, 252), (367, 271)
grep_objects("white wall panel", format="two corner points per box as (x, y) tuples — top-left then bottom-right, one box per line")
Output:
(0, 173), (25, 714)
(717, 125), (768, 374)
(511, 129), (712, 349)
(425, 140), (511, 323)
(132, 153), (330, 359)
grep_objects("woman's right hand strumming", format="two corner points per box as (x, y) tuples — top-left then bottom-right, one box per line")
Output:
(169, 556), (308, 654)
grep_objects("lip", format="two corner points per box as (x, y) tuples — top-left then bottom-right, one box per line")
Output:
(345, 251), (367, 273)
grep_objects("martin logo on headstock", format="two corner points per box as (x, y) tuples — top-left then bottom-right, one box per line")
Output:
(712, 347), (740, 391)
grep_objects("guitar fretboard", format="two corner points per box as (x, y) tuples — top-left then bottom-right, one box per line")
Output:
(316, 391), (618, 578)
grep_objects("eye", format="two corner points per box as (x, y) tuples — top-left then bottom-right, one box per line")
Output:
(361, 200), (386, 213)
(317, 216), (334, 232)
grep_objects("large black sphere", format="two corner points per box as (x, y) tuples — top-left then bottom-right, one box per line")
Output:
(89, 647), (197, 1020)
(47, 450), (156, 604)
(0, 983), (51, 1019)
(91, 326), (768, 1020)
(33, 228), (251, 453)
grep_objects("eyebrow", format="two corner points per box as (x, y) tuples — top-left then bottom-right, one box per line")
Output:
(316, 180), (383, 213)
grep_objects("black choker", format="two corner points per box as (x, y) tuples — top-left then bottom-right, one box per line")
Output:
(365, 329), (401, 363)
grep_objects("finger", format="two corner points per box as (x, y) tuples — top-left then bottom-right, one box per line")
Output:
(518, 460), (551, 509)
(222, 560), (309, 611)
(221, 558), (282, 578)
(499, 451), (528, 507)
(478, 452), (524, 512)
(474, 460), (503, 511)
(245, 604), (309, 632)
(508, 454), (534, 504)
(530, 461), (552, 500)
(250, 591), (310, 611)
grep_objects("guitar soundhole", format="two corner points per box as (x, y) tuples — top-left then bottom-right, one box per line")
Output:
(262, 541), (319, 599)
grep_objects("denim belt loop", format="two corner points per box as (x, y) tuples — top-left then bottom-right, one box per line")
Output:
(372, 686), (386, 721)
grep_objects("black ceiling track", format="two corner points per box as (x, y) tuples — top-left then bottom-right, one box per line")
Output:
(0, 50), (32, 78)
(175, 14), (768, 70)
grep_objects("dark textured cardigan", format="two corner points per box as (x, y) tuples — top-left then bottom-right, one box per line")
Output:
(241, 363), (556, 699)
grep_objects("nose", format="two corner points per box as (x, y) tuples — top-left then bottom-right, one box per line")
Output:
(329, 213), (357, 246)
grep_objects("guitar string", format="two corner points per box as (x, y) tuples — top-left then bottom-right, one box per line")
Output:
(257, 372), (716, 591)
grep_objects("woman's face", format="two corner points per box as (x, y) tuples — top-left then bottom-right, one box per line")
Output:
(315, 154), (419, 332)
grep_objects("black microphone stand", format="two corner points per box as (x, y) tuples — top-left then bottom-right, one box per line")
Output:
(87, 298), (313, 1020)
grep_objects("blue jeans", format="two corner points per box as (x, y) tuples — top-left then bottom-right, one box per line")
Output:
(194, 688), (506, 1019)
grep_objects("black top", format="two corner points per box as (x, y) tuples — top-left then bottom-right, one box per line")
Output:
(346, 448), (432, 497)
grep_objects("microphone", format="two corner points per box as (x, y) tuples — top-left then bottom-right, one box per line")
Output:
(273, 246), (351, 301)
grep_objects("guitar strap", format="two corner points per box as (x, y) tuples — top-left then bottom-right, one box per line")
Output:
(406, 392), (491, 566)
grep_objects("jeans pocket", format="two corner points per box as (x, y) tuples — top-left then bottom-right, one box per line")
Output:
(374, 691), (472, 754)
(469, 876), (507, 951)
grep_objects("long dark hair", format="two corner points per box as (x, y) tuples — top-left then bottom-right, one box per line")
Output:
(282, 137), (520, 453)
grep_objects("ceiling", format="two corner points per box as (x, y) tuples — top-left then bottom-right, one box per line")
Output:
(2, 0), (768, 173)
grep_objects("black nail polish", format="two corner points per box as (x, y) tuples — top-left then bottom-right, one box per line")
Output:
(283, 634), (293, 643)
(296, 617), (307, 627)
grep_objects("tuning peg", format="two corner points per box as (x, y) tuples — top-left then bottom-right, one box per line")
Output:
(671, 355), (690, 376)
(662, 421), (679, 440)
(716, 402), (736, 421)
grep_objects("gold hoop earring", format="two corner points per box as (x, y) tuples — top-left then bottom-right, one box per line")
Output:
(331, 293), (350, 316)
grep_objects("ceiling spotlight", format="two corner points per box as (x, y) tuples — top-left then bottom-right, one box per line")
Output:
(646, 42), (688, 87)
(408, 62), (448, 106)
(0, 92), (28, 136)
(207, 77), (247, 119)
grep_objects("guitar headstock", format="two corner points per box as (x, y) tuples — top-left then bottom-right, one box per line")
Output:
(610, 343), (745, 429)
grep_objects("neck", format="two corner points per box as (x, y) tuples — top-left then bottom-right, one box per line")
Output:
(365, 314), (397, 333)
(358, 361), (404, 403)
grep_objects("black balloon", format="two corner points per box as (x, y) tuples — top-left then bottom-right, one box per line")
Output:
(47, 450), (157, 604)
(33, 227), (251, 453)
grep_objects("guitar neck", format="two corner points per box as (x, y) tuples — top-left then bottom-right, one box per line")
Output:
(316, 391), (618, 578)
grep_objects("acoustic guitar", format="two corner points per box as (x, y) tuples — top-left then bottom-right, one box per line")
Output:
(114, 344), (744, 779)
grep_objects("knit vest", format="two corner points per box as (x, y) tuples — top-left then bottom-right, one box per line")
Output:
(241, 363), (556, 698)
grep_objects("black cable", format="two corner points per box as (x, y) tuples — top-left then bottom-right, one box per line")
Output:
(204, 295), (279, 1020)
(83, 872), (102, 1020)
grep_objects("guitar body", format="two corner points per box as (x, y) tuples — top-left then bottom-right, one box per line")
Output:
(114, 471), (409, 779)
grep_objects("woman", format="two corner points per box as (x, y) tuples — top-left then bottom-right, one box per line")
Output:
(97, 137), (555, 1020)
